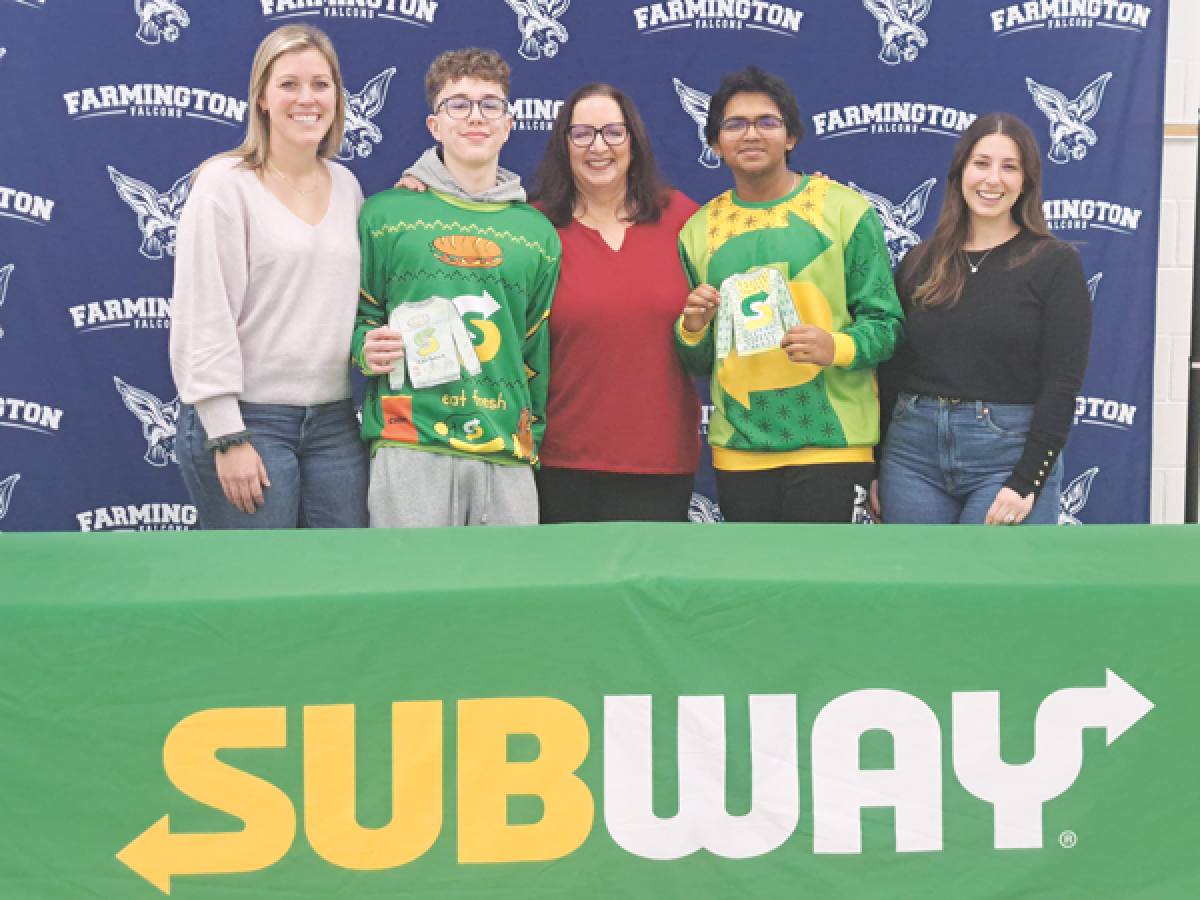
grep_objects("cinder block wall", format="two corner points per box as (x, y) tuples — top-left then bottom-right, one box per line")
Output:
(1153, 1), (1198, 523)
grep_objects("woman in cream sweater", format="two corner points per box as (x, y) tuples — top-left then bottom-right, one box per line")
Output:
(171, 25), (367, 529)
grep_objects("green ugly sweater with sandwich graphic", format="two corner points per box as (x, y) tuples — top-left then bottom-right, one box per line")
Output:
(353, 184), (559, 467)
(675, 175), (903, 471)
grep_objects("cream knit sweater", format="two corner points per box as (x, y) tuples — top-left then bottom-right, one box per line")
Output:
(170, 156), (363, 439)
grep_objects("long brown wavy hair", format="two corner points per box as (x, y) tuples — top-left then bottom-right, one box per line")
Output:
(529, 83), (670, 228)
(905, 112), (1053, 309)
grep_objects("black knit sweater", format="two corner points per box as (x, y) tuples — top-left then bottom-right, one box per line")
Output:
(879, 230), (1093, 498)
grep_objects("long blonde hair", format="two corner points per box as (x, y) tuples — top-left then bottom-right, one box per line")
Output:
(219, 25), (346, 171)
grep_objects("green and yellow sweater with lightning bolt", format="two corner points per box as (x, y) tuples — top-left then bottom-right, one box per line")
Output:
(354, 188), (559, 466)
(676, 176), (903, 471)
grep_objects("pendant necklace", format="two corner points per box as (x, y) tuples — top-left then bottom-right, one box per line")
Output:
(268, 160), (319, 196)
(964, 246), (995, 274)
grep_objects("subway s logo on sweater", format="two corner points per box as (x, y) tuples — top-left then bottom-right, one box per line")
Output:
(676, 176), (903, 471)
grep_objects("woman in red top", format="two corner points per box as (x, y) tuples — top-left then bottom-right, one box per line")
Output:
(529, 83), (701, 522)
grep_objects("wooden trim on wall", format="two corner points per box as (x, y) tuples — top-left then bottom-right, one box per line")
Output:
(1165, 124), (1199, 137)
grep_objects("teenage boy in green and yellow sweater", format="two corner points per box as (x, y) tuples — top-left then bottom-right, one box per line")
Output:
(354, 48), (560, 527)
(676, 66), (903, 523)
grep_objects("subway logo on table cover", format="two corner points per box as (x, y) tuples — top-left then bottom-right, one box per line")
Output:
(117, 670), (1153, 891)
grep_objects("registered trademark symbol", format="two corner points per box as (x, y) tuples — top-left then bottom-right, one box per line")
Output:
(1059, 830), (1078, 849)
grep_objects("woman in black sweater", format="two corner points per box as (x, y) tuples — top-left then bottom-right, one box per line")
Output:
(872, 113), (1092, 525)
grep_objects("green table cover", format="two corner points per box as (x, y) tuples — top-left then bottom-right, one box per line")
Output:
(0, 524), (1195, 898)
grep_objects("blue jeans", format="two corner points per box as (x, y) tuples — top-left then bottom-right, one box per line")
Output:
(879, 394), (1062, 525)
(177, 400), (368, 529)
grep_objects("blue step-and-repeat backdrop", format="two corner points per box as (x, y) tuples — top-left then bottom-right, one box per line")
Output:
(0, 0), (1169, 531)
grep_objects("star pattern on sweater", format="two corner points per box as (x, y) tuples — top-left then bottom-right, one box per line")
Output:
(870, 276), (895, 300)
(846, 257), (871, 281)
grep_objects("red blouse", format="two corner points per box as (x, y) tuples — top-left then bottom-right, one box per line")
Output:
(539, 191), (702, 474)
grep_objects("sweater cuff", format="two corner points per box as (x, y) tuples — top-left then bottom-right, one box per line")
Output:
(194, 395), (245, 442)
(1004, 440), (1062, 500)
(678, 318), (709, 346)
(1003, 472), (1038, 499)
(831, 333), (857, 367)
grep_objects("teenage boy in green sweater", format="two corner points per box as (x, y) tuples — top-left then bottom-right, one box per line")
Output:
(675, 66), (903, 523)
(354, 48), (560, 527)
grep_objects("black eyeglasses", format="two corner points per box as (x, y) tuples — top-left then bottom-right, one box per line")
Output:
(719, 114), (785, 135)
(435, 95), (509, 120)
(568, 123), (629, 148)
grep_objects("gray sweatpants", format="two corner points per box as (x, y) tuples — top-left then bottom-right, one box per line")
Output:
(368, 446), (538, 527)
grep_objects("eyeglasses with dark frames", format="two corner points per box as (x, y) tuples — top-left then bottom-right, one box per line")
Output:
(435, 95), (510, 120)
(568, 123), (630, 148)
(718, 115), (786, 135)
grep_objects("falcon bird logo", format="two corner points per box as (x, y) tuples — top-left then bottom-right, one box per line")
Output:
(114, 377), (180, 467)
(1027, 73), (1112, 164)
(338, 68), (396, 161)
(108, 166), (195, 260)
(135, 0), (190, 46)
(849, 177), (936, 268)
(1059, 466), (1099, 525)
(0, 263), (12, 340)
(0, 474), (18, 524)
(864, 0), (931, 66)
(673, 78), (720, 169)
(506, 0), (570, 61)
(687, 492), (724, 524)
(1087, 273), (1102, 303)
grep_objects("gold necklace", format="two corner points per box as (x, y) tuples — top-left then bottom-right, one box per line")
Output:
(267, 159), (321, 196)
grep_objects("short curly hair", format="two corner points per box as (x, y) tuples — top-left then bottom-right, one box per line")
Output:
(425, 48), (511, 110)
